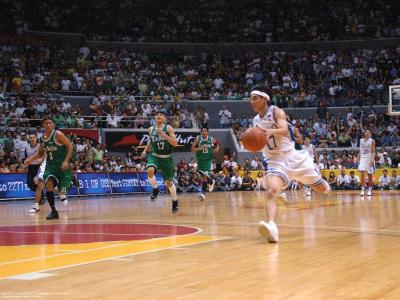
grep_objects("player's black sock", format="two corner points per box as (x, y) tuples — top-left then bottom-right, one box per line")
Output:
(46, 191), (56, 211)
(202, 181), (208, 194)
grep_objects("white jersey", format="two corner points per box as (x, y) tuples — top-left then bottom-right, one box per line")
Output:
(359, 138), (373, 158)
(253, 105), (294, 158)
(302, 144), (314, 159)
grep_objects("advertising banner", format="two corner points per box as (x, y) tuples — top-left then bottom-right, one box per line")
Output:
(0, 172), (165, 200)
(75, 172), (111, 195)
(105, 130), (198, 152)
(0, 173), (35, 199)
(60, 129), (100, 142)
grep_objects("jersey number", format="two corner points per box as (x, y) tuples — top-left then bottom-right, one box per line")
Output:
(202, 147), (209, 154)
(157, 141), (165, 150)
(48, 152), (54, 160)
(266, 136), (277, 150)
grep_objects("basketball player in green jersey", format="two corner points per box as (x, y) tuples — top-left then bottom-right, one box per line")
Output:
(140, 111), (179, 212)
(191, 127), (219, 200)
(24, 117), (73, 220)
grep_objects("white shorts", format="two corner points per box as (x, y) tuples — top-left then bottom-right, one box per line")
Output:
(358, 157), (375, 174)
(265, 149), (323, 188)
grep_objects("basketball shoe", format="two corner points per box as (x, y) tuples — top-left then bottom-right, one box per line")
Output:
(171, 200), (179, 213)
(151, 188), (159, 201)
(258, 220), (279, 243)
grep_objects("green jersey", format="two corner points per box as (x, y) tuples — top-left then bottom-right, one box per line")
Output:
(40, 130), (67, 166)
(196, 135), (214, 162)
(150, 124), (173, 156)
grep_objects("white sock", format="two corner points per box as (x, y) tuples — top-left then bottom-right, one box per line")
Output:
(368, 186), (372, 191)
(34, 203), (39, 209)
(148, 176), (158, 189)
(168, 184), (177, 200)
(362, 186), (365, 191)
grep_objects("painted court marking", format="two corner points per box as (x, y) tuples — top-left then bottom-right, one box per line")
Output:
(6, 272), (55, 281)
(0, 223), (231, 280)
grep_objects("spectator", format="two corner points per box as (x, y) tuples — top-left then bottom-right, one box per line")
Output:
(327, 171), (337, 189)
(241, 172), (255, 191)
(389, 170), (400, 189)
(346, 171), (360, 190)
(230, 172), (242, 191)
(219, 106), (232, 128)
(256, 171), (265, 191)
(336, 168), (348, 190)
(378, 169), (390, 190)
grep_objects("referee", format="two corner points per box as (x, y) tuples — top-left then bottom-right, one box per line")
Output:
(26, 133), (45, 212)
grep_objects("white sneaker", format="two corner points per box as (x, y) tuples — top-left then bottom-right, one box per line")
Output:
(208, 179), (215, 192)
(29, 206), (40, 213)
(360, 190), (365, 196)
(367, 190), (372, 197)
(258, 221), (279, 243)
(278, 192), (287, 204)
(199, 193), (205, 201)
(61, 198), (68, 206)
(306, 189), (311, 197)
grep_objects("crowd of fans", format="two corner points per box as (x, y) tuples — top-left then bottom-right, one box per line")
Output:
(3, 0), (400, 42)
(0, 92), (194, 129)
(2, 43), (400, 102)
(326, 168), (400, 190)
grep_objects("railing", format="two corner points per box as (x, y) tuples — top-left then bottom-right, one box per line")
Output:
(0, 115), (197, 129)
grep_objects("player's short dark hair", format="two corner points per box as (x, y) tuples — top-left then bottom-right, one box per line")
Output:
(201, 126), (208, 131)
(42, 116), (55, 124)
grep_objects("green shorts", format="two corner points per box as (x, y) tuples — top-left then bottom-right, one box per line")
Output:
(43, 164), (72, 193)
(146, 154), (174, 181)
(198, 160), (212, 176)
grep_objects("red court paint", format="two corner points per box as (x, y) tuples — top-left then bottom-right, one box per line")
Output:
(0, 224), (198, 246)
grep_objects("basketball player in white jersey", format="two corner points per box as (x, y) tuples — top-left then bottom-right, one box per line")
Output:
(250, 85), (330, 243)
(301, 136), (319, 197)
(357, 129), (375, 196)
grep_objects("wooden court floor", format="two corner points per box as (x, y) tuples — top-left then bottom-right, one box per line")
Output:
(1, 190), (400, 300)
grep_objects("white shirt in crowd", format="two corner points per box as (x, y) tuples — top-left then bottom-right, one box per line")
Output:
(337, 174), (347, 185)
(75, 142), (86, 153)
(230, 175), (242, 187)
(61, 79), (71, 91)
(379, 175), (390, 187)
(214, 77), (224, 90)
(107, 114), (123, 128)
(346, 174), (360, 184)
(219, 107), (231, 125)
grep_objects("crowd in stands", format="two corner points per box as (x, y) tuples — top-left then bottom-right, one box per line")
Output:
(0, 92), (194, 129)
(327, 168), (400, 190)
(2, 43), (400, 102)
(3, 0), (400, 42)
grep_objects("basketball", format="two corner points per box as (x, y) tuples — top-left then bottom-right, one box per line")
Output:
(241, 127), (267, 152)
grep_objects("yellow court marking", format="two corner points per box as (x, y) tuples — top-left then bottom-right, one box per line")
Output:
(0, 235), (230, 279)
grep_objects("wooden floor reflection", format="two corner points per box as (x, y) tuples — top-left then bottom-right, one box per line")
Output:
(1, 190), (400, 299)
